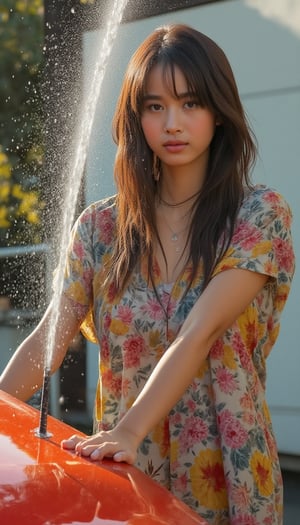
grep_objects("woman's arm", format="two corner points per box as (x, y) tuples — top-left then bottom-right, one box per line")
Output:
(0, 294), (82, 401)
(62, 268), (267, 462)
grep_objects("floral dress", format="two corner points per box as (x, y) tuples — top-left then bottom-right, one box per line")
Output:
(63, 184), (295, 525)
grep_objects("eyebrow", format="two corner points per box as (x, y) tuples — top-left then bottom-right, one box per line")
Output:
(142, 91), (196, 101)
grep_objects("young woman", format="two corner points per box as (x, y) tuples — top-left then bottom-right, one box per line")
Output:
(0, 24), (295, 524)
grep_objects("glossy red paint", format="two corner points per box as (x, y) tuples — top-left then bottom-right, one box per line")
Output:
(0, 390), (208, 525)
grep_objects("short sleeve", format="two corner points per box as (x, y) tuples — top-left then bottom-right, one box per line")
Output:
(63, 205), (95, 320)
(213, 186), (295, 289)
(62, 196), (116, 343)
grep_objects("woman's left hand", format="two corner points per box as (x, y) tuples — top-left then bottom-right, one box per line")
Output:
(61, 426), (139, 464)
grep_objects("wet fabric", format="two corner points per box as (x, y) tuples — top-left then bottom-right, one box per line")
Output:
(63, 185), (295, 525)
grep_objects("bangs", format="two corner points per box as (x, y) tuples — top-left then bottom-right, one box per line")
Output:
(139, 53), (212, 112)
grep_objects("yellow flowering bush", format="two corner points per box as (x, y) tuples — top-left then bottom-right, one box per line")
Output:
(0, 148), (44, 246)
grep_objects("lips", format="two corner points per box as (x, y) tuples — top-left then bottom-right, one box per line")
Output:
(163, 141), (188, 153)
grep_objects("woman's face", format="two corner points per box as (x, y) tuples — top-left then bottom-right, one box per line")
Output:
(140, 64), (217, 175)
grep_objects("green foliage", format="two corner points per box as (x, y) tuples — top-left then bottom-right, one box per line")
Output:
(0, 0), (44, 246)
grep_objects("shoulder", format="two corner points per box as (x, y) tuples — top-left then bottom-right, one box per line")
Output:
(78, 195), (117, 224)
(238, 184), (293, 225)
(72, 195), (117, 246)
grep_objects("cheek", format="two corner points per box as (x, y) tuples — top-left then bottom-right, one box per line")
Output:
(141, 118), (157, 146)
(194, 117), (216, 142)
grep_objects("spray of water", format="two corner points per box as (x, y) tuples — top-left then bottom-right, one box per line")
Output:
(36, 0), (129, 437)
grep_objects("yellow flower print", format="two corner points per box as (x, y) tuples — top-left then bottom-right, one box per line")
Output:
(236, 305), (258, 354)
(149, 330), (161, 348)
(170, 440), (179, 464)
(70, 259), (84, 277)
(190, 449), (228, 510)
(262, 400), (272, 425)
(251, 240), (273, 258)
(155, 345), (165, 360)
(152, 418), (170, 458)
(213, 255), (241, 277)
(250, 450), (274, 497)
(222, 345), (237, 370)
(126, 396), (135, 410)
(196, 359), (209, 379)
(95, 383), (107, 423)
(172, 283), (182, 300)
(110, 318), (129, 336)
(80, 310), (98, 344)
(263, 260), (277, 277)
(67, 281), (89, 304)
(275, 283), (291, 312)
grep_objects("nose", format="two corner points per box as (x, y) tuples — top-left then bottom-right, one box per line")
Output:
(164, 108), (182, 134)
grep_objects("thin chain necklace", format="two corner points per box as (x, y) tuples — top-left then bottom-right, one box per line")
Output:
(160, 207), (189, 253)
(159, 189), (201, 208)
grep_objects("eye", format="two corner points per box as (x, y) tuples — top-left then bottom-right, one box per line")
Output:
(148, 103), (163, 112)
(184, 100), (199, 109)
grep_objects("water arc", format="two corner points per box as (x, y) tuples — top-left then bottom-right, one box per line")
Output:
(37, 0), (129, 437)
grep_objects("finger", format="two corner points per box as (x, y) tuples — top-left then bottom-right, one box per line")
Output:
(89, 445), (135, 464)
(77, 441), (120, 460)
(61, 434), (86, 450)
(113, 450), (135, 464)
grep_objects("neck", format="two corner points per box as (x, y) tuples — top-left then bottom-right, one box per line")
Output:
(158, 189), (200, 208)
(159, 164), (206, 207)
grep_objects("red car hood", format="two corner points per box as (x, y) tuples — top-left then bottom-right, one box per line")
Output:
(0, 390), (207, 524)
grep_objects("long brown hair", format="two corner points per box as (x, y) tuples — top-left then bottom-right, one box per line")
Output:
(106, 24), (257, 293)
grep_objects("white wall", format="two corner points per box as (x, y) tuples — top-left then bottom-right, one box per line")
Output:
(83, 0), (300, 454)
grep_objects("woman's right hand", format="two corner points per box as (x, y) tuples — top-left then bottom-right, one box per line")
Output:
(61, 425), (139, 465)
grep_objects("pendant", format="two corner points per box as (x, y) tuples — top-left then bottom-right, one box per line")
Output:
(171, 233), (178, 242)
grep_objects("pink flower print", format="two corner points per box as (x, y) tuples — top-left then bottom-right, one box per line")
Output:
(121, 377), (131, 398)
(240, 392), (254, 411)
(107, 281), (118, 302)
(102, 369), (122, 396)
(218, 409), (232, 431)
(230, 481), (251, 510)
(265, 428), (278, 460)
(263, 190), (281, 206)
(165, 295), (177, 318)
(231, 515), (259, 525)
(141, 298), (165, 321)
(267, 315), (274, 332)
(101, 335), (110, 362)
(173, 472), (189, 492)
(96, 208), (114, 244)
(73, 240), (85, 259)
(80, 209), (93, 224)
(123, 335), (146, 368)
(117, 304), (134, 324)
(273, 238), (294, 273)
(232, 333), (253, 373)
(233, 221), (263, 250)
(179, 416), (208, 453)
(241, 411), (255, 426)
(215, 366), (236, 393)
(169, 412), (182, 425)
(103, 312), (112, 331)
(210, 339), (224, 359)
(218, 410), (248, 449)
(187, 399), (197, 411)
(263, 516), (275, 525)
(82, 268), (94, 290)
